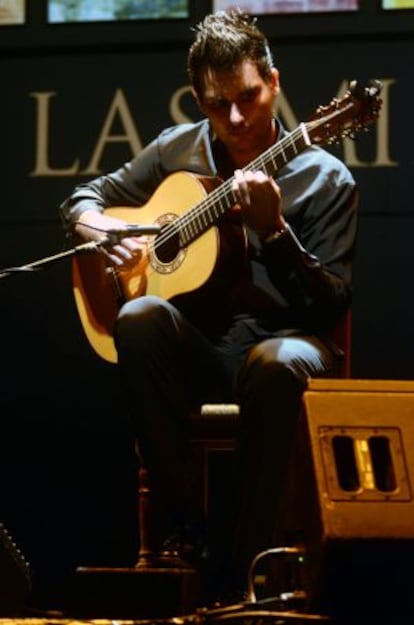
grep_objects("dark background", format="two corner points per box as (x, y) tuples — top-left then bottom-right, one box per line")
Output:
(1, 0), (413, 612)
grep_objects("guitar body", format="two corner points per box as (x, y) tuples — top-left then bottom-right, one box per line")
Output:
(72, 171), (247, 363)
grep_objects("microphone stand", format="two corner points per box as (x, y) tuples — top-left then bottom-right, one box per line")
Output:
(0, 224), (161, 280)
(0, 242), (101, 280)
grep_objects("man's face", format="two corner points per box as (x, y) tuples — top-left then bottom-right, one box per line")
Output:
(195, 60), (279, 165)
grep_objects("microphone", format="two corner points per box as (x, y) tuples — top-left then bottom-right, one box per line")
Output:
(105, 224), (162, 238)
(100, 224), (162, 246)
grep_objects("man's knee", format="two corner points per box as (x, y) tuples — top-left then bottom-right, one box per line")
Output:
(116, 295), (171, 346)
(238, 337), (320, 395)
(118, 295), (166, 321)
(256, 336), (330, 377)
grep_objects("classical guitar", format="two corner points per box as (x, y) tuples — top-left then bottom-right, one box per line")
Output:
(72, 80), (382, 363)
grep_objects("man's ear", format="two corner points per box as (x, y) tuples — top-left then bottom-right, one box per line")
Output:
(271, 67), (280, 96)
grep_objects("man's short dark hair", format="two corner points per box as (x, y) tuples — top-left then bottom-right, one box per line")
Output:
(187, 10), (275, 98)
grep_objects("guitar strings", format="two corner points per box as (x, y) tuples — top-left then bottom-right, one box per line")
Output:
(151, 123), (311, 252)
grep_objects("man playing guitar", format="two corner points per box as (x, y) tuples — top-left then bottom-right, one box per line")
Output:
(60, 8), (379, 606)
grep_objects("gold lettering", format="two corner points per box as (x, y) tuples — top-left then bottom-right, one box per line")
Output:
(30, 91), (80, 176)
(169, 85), (194, 124)
(82, 88), (143, 175)
(30, 80), (396, 179)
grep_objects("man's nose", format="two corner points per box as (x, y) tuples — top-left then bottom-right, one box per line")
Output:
(229, 102), (244, 124)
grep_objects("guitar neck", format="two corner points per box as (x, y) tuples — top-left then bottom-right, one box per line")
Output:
(177, 122), (311, 247)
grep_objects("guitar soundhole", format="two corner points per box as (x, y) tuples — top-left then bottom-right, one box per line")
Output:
(154, 223), (180, 264)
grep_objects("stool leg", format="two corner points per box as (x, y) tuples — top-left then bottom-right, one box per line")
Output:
(135, 466), (157, 568)
(135, 464), (196, 571)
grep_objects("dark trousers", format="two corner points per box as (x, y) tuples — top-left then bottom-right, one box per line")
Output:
(114, 295), (338, 592)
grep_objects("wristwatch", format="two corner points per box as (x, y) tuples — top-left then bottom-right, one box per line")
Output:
(263, 224), (288, 244)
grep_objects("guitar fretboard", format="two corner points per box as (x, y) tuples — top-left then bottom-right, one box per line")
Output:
(171, 122), (311, 248)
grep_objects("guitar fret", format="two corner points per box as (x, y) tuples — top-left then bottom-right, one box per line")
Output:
(286, 133), (302, 160)
(221, 190), (234, 212)
(211, 201), (221, 218)
(254, 155), (266, 173)
(180, 220), (195, 246)
(265, 152), (277, 174)
(205, 211), (212, 225)
(195, 214), (204, 231)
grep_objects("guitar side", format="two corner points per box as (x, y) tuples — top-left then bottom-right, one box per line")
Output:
(72, 171), (224, 363)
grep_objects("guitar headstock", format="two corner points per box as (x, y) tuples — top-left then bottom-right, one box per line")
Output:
(307, 79), (383, 146)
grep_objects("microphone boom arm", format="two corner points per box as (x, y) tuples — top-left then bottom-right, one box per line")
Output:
(0, 223), (160, 279)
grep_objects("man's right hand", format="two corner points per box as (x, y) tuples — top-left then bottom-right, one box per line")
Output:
(74, 209), (147, 269)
